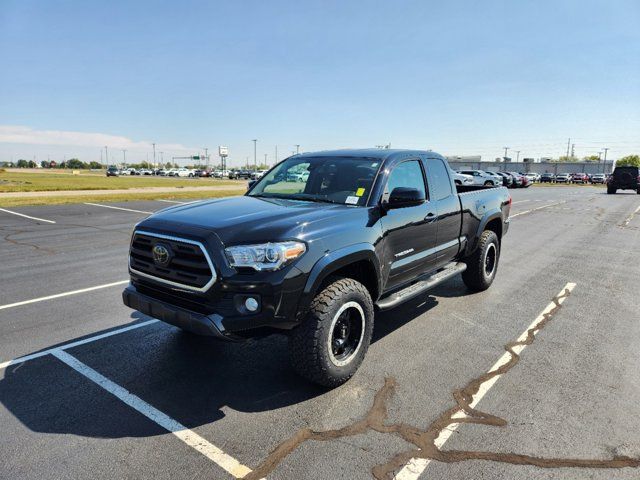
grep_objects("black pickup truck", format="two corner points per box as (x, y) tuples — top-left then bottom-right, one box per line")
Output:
(123, 149), (511, 386)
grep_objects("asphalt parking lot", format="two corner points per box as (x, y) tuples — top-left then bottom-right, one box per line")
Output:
(1, 186), (640, 480)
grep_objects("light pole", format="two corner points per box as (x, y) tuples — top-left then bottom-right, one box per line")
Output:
(204, 147), (209, 169)
(515, 150), (521, 162)
(264, 153), (268, 167)
(503, 146), (509, 160)
(275, 145), (278, 164)
(105, 146), (108, 166)
(252, 139), (257, 171)
(160, 152), (164, 167)
(602, 147), (609, 173)
(122, 149), (127, 168)
(294, 144), (300, 154)
(152, 143), (156, 169)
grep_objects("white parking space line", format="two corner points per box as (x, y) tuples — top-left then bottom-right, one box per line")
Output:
(156, 199), (189, 204)
(511, 200), (531, 204)
(0, 319), (159, 370)
(394, 282), (577, 480)
(51, 349), (253, 479)
(621, 205), (640, 227)
(0, 280), (129, 311)
(83, 202), (153, 214)
(0, 207), (56, 224)
(510, 200), (566, 218)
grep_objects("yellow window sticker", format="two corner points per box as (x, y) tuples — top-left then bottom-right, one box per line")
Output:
(356, 187), (365, 197)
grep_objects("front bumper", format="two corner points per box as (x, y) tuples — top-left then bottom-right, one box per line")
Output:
(123, 285), (241, 341)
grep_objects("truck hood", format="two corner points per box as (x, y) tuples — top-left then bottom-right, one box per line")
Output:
(142, 195), (358, 245)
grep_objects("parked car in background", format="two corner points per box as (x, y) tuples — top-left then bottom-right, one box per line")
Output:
(486, 171), (512, 187)
(571, 172), (589, 184)
(540, 173), (555, 183)
(251, 170), (269, 180)
(590, 173), (607, 184)
(139, 169), (153, 175)
(555, 173), (572, 183)
(213, 170), (230, 178)
(106, 166), (119, 177)
(607, 166), (640, 194)
(457, 170), (499, 186)
(524, 172), (540, 183)
(505, 171), (529, 188)
(174, 168), (192, 177)
(453, 171), (474, 186)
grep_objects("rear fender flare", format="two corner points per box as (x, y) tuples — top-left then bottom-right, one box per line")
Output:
(466, 210), (502, 256)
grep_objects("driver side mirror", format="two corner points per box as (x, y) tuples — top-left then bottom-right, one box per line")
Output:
(385, 187), (425, 209)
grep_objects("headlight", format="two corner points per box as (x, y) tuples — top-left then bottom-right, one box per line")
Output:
(225, 241), (306, 271)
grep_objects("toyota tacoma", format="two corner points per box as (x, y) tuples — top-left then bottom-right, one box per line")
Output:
(123, 149), (511, 387)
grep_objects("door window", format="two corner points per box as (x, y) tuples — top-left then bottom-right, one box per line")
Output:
(385, 160), (426, 199)
(429, 159), (453, 200)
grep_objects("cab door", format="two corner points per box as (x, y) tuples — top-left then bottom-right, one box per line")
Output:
(380, 159), (438, 290)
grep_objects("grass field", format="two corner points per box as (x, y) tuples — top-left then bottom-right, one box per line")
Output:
(0, 189), (245, 207)
(0, 170), (241, 192)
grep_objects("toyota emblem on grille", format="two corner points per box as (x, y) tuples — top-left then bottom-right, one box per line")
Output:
(152, 243), (172, 266)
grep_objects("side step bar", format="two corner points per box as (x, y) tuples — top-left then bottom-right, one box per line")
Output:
(375, 262), (467, 310)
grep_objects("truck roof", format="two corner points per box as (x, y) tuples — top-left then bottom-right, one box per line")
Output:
(293, 148), (441, 161)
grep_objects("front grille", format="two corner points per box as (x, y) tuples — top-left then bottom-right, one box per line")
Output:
(129, 231), (216, 292)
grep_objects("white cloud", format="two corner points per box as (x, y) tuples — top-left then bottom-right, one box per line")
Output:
(0, 125), (195, 153)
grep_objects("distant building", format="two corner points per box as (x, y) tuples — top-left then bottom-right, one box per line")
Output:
(444, 155), (482, 162)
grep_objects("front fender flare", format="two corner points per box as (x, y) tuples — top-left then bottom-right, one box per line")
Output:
(297, 243), (381, 315)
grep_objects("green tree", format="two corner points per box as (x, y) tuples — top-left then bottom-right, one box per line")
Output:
(66, 158), (88, 169)
(40, 160), (49, 168)
(558, 155), (579, 162)
(616, 155), (640, 167)
(16, 159), (29, 168)
(89, 161), (103, 169)
(582, 155), (600, 162)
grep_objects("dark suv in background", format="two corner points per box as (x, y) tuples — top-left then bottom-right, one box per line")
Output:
(607, 166), (640, 194)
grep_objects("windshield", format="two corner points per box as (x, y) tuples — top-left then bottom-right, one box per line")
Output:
(247, 156), (381, 206)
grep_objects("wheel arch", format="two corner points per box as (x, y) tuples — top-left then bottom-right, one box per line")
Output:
(298, 244), (381, 317)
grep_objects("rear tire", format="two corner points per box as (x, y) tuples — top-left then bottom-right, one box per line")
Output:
(484, 181), (492, 186)
(607, 186), (616, 194)
(289, 277), (374, 387)
(462, 230), (500, 292)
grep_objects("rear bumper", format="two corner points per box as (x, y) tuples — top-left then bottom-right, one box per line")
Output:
(122, 285), (241, 341)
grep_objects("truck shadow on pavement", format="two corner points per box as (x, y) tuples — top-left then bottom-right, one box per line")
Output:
(0, 289), (451, 441)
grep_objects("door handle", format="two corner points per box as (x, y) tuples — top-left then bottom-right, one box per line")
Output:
(425, 212), (436, 222)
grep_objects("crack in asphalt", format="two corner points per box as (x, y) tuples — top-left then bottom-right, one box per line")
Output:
(1, 229), (56, 254)
(245, 287), (640, 479)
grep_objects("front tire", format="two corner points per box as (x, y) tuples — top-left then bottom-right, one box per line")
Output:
(607, 186), (616, 194)
(289, 277), (374, 387)
(462, 230), (500, 292)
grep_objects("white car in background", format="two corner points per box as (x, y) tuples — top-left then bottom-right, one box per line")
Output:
(175, 168), (193, 177)
(457, 170), (500, 186)
(525, 172), (540, 183)
(213, 170), (230, 178)
(452, 171), (474, 186)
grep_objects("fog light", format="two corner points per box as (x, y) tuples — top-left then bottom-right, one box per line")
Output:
(245, 297), (259, 312)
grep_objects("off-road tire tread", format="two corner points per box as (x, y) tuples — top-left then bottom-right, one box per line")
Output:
(289, 277), (373, 387)
(462, 230), (499, 292)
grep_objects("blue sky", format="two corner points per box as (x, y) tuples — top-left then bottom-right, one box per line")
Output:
(1, 0), (639, 166)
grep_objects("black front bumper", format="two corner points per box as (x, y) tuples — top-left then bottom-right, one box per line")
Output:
(122, 285), (242, 341)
